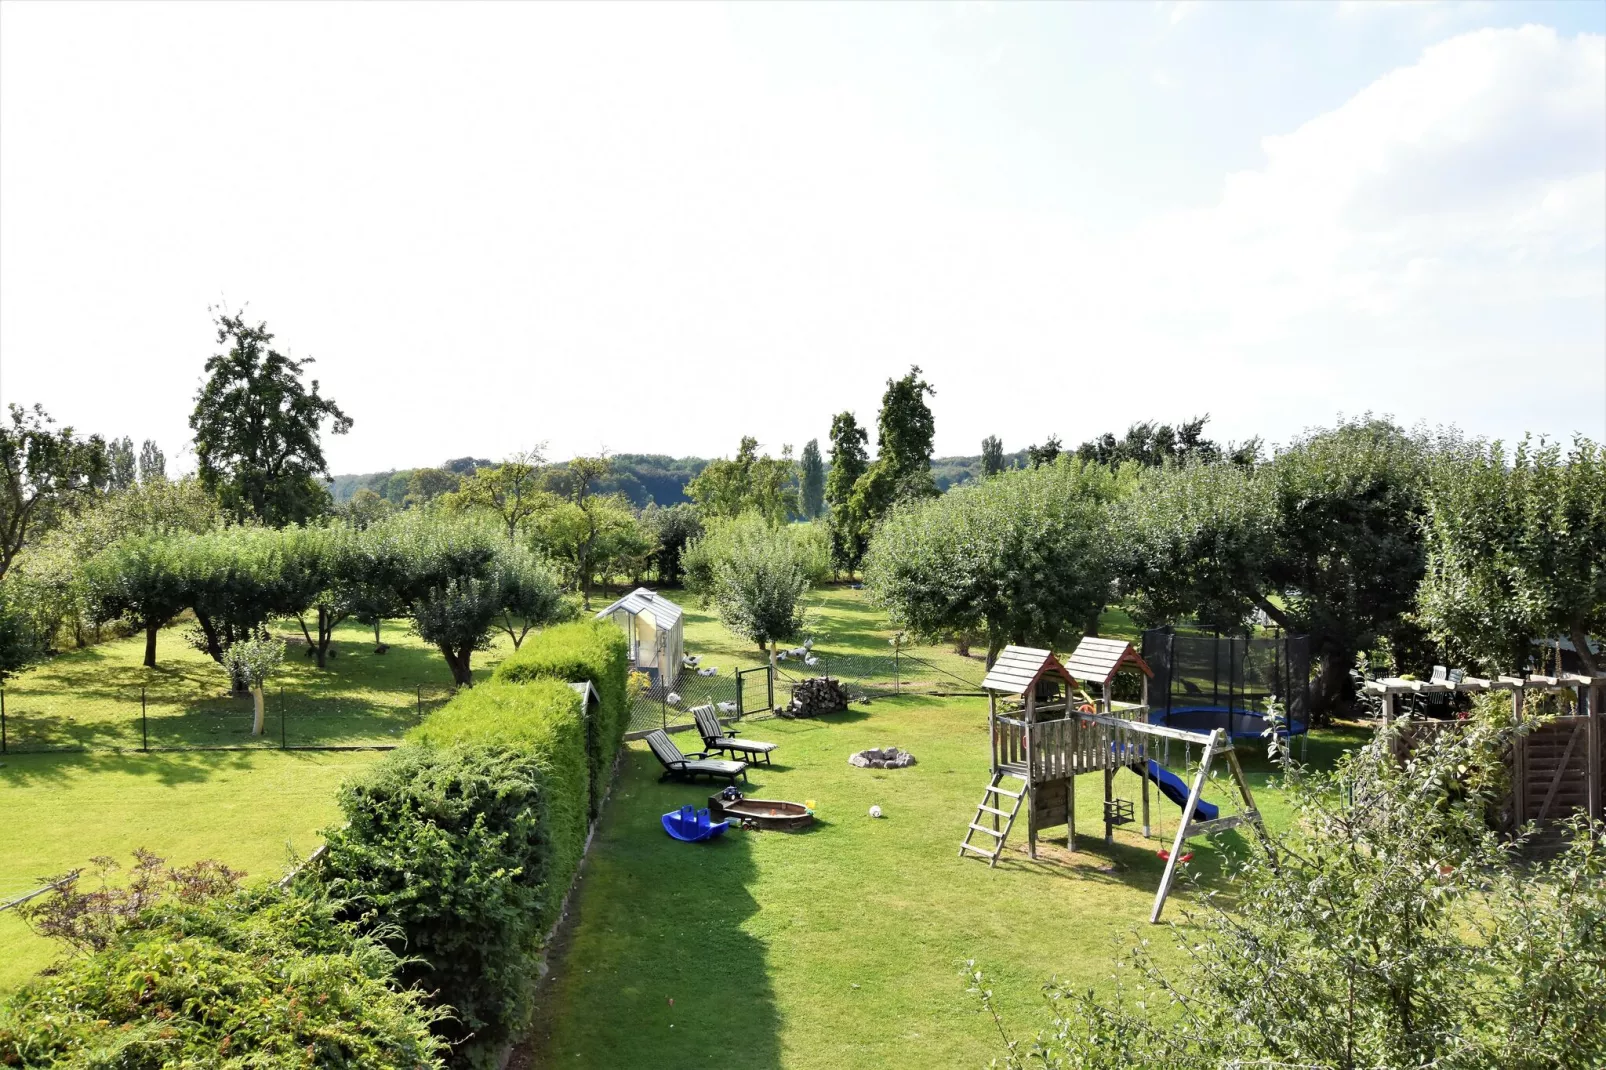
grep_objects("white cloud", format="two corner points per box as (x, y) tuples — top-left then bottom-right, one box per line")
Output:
(1169, 1), (1200, 27)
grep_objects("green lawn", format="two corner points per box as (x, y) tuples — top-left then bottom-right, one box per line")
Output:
(0, 615), (517, 752)
(0, 748), (383, 992)
(518, 695), (1366, 1068)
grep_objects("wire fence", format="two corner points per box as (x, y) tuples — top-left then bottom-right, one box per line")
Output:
(0, 684), (454, 754)
(625, 645), (989, 736)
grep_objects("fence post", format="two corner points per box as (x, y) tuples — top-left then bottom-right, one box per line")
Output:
(1, 688), (6, 755)
(735, 669), (743, 719)
(766, 666), (774, 711)
(280, 687), (287, 750)
(661, 685), (667, 731)
(895, 647), (901, 693)
(141, 688), (148, 752)
(416, 685), (423, 720)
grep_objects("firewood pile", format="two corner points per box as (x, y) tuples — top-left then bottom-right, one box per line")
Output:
(782, 676), (850, 718)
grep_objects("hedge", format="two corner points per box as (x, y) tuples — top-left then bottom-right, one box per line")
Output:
(319, 679), (588, 1070)
(0, 886), (446, 1069)
(493, 619), (630, 818)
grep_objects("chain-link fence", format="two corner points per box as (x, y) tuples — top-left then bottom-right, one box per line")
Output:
(0, 684), (453, 754)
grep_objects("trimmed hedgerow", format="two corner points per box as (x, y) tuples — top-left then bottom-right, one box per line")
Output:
(319, 680), (587, 1070)
(0, 885), (446, 1069)
(492, 619), (629, 818)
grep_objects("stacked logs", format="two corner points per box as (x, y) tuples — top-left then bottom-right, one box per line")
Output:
(783, 676), (850, 717)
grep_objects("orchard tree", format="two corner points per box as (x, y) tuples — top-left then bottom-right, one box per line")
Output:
(684, 513), (826, 663)
(865, 459), (1124, 666)
(798, 439), (826, 519)
(84, 536), (190, 668)
(190, 309), (352, 526)
(825, 412), (870, 575)
(981, 435), (1005, 478)
(219, 637), (285, 735)
(446, 449), (548, 539)
(490, 542), (567, 650)
(641, 502), (702, 586)
(1116, 418), (1430, 715)
(176, 528), (305, 686)
(1418, 435), (1605, 675)
(0, 403), (108, 581)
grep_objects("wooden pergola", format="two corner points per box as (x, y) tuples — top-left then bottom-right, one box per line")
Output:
(1364, 670), (1606, 823)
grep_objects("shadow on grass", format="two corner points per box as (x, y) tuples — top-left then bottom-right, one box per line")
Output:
(517, 748), (781, 1070)
(0, 748), (271, 788)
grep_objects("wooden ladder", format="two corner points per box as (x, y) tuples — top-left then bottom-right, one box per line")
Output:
(959, 773), (1026, 866)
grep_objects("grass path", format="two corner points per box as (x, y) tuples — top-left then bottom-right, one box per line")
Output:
(517, 695), (1365, 1070)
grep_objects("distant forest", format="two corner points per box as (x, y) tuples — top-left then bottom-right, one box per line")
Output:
(330, 449), (1034, 507)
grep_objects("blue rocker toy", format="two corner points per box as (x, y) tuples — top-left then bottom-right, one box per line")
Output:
(661, 804), (730, 843)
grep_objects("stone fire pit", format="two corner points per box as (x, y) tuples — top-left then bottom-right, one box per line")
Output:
(849, 747), (917, 769)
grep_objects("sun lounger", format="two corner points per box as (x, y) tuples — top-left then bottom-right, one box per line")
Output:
(645, 729), (749, 784)
(692, 706), (777, 766)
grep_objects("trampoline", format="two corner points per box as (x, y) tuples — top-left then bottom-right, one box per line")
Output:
(1140, 628), (1312, 741)
(1148, 704), (1306, 741)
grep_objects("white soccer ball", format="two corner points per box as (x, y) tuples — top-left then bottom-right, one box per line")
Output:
(868, 805), (883, 819)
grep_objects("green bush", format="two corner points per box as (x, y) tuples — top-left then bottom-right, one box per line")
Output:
(320, 681), (588, 1070)
(0, 885), (445, 1069)
(493, 619), (629, 818)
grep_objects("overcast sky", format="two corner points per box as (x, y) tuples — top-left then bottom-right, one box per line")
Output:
(2, 1), (1602, 475)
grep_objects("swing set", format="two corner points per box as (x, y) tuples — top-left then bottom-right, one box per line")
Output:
(962, 640), (1269, 922)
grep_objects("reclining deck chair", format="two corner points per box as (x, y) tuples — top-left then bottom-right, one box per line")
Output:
(645, 729), (749, 784)
(692, 705), (777, 766)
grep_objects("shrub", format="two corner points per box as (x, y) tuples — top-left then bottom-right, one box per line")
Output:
(493, 619), (629, 818)
(0, 883), (445, 1069)
(320, 680), (588, 1069)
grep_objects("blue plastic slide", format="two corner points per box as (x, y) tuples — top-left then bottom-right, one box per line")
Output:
(1132, 761), (1218, 821)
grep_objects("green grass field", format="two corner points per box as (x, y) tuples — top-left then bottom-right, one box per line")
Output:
(0, 615), (515, 752)
(0, 748), (383, 992)
(516, 696), (1365, 1070)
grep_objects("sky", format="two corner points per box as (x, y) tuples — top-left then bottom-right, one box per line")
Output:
(1, 0), (1602, 475)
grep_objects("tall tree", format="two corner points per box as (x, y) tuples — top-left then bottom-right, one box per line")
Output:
(1026, 435), (1062, 469)
(685, 437), (798, 524)
(404, 467), (461, 509)
(106, 437), (137, 491)
(0, 403), (108, 582)
(684, 513), (826, 663)
(798, 438), (826, 519)
(190, 309), (352, 526)
(825, 412), (870, 575)
(446, 449), (548, 539)
(980, 435), (1005, 478)
(137, 440), (166, 483)
(875, 365), (937, 489)
(1418, 434), (1605, 675)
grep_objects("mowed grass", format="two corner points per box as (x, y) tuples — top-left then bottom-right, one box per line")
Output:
(0, 748), (383, 992)
(519, 694), (1366, 1069)
(0, 615), (517, 752)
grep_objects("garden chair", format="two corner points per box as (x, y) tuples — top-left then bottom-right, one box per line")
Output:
(692, 706), (777, 766)
(644, 729), (749, 784)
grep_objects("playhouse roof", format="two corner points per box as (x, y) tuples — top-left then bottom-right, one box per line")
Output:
(1065, 636), (1153, 686)
(594, 588), (683, 631)
(982, 646), (1077, 696)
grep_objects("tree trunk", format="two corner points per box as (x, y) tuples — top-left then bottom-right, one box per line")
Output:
(251, 685), (265, 736)
(314, 606), (329, 669)
(1310, 647), (1349, 725)
(1570, 622), (1599, 676)
(440, 645), (474, 688)
(195, 612), (225, 663)
(144, 620), (159, 669)
(986, 635), (1005, 669)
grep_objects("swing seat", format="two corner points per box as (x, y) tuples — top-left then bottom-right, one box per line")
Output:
(1156, 848), (1193, 864)
(1103, 798), (1135, 825)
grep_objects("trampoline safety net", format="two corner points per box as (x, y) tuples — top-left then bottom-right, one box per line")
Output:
(1140, 628), (1311, 732)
